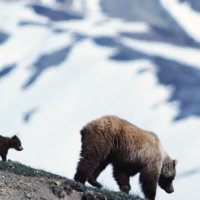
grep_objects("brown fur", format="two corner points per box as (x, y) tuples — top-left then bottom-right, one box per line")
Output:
(0, 135), (23, 161)
(74, 115), (177, 200)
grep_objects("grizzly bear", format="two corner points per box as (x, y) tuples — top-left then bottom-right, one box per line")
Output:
(74, 115), (177, 200)
(0, 135), (23, 161)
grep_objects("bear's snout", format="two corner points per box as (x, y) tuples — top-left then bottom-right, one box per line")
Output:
(165, 185), (174, 193)
(17, 146), (23, 151)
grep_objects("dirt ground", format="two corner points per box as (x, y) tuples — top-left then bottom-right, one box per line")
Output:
(0, 170), (83, 200)
(0, 161), (143, 200)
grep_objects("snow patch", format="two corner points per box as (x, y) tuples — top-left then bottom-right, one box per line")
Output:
(161, 0), (200, 42)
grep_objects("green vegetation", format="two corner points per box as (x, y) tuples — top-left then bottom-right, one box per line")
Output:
(0, 161), (61, 178)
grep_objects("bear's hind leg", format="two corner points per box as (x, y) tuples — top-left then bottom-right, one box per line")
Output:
(113, 165), (131, 194)
(75, 128), (111, 186)
(1, 154), (7, 162)
(88, 158), (110, 188)
(74, 158), (100, 185)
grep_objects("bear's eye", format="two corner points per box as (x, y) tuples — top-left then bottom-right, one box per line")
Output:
(169, 177), (174, 181)
(14, 141), (21, 146)
(159, 176), (174, 184)
(164, 177), (174, 184)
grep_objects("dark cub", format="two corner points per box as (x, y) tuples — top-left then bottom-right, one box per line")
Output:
(0, 135), (23, 161)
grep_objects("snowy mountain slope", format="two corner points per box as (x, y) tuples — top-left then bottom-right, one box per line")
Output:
(0, 0), (200, 199)
(101, 0), (200, 46)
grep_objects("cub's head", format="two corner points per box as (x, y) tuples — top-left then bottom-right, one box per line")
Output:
(159, 157), (177, 193)
(10, 135), (23, 151)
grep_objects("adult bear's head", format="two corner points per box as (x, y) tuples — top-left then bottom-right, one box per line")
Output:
(159, 157), (177, 193)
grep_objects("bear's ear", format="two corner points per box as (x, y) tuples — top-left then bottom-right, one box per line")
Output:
(173, 159), (177, 167)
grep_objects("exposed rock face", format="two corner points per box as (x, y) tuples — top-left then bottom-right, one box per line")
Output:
(153, 57), (200, 120)
(100, 0), (178, 30)
(179, 0), (200, 12)
(0, 31), (9, 44)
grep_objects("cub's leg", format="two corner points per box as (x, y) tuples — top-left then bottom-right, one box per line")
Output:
(1, 154), (7, 162)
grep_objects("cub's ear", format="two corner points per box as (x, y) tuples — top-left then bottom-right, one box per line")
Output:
(173, 159), (178, 167)
(11, 135), (18, 139)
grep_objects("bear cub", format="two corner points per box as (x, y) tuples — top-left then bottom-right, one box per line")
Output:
(0, 135), (23, 161)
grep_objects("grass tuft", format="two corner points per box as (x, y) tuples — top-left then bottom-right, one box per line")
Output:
(0, 161), (61, 178)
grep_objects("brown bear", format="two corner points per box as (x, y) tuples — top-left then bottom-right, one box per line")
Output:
(0, 135), (23, 161)
(74, 115), (177, 200)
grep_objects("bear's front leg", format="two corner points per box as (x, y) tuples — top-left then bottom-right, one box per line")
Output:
(139, 168), (159, 200)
